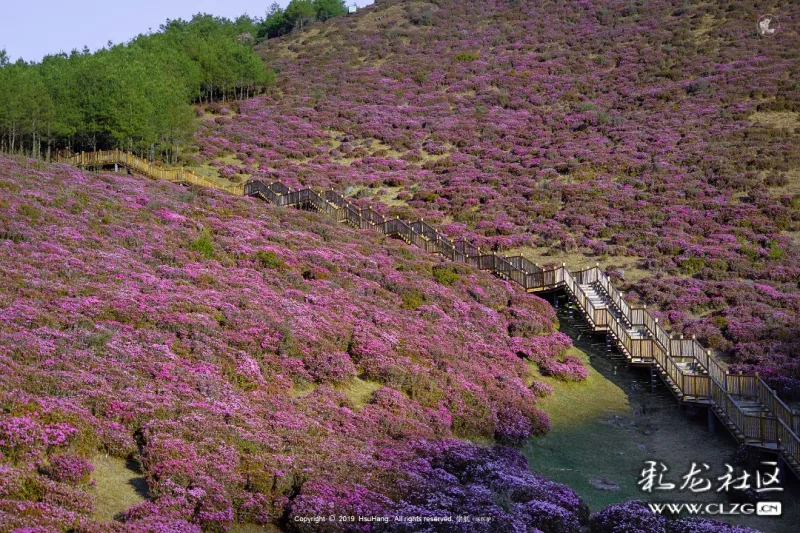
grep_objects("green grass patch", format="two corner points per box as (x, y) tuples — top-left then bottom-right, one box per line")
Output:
(678, 256), (705, 275)
(524, 346), (646, 510)
(189, 230), (215, 259)
(401, 288), (425, 310)
(337, 377), (382, 409)
(454, 52), (479, 61)
(92, 455), (147, 522)
(255, 250), (285, 269)
(432, 265), (460, 285)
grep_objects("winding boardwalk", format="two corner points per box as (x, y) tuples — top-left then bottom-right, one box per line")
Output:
(56, 149), (800, 479)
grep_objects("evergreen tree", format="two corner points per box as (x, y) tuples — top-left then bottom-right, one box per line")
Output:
(0, 13), (274, 158)
(314, 0), (348, 22)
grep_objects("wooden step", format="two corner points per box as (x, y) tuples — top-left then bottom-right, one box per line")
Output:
(674, 360), (708, 376)
(627, 327), (649, 339)
(579, 284), (608, 309)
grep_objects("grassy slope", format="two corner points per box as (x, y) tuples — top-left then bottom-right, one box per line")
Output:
(525, 311), (800, 532)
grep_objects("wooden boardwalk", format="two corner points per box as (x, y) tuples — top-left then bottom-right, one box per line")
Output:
(56, 150), (800, 479)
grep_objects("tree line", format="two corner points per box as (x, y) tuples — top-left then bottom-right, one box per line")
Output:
(257, 0), (349, 39)
(0, 14), (273, 161)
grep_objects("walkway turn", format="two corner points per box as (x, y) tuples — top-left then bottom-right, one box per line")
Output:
(56, 149), (800, 479)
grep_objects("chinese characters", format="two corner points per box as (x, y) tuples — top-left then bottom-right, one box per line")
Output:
(638, 461), (782, 493)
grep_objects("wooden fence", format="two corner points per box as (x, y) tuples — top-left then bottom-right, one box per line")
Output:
(58, 150), (800, 475)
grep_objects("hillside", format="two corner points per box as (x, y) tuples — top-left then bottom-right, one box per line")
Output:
(197, 0), (800, 396)
(1, 156), (769, 532)
(1, 0), (799, 531)
(0, 154), (590, 530)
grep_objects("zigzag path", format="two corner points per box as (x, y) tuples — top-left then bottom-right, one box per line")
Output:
(55, 149), (800, 479)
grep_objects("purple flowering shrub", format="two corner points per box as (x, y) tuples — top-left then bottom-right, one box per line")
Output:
(193, 0), (799, 393)
(495, 407), (533, 445)
(46, 453), (94, 485)
(590, 501), (667, 533)
(0, 156), (581, 529)
(289, 481), (393, 532)
(513, 500), (580, 533)
(304, 351), (358, 384)
(340, 440), (590, 533)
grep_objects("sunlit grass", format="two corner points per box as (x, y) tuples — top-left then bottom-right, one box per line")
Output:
(92, 455), (147, 522)
(337, 376), (382, 409)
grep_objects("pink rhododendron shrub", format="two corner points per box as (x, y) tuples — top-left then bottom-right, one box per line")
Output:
(0, 157), (579, 529)
(47, 453), (94, 485)
(304, 351), (357, 384)
(289, 481), (393, 532)
(495, 407), (533, 445)
(539, 355), (589, 382)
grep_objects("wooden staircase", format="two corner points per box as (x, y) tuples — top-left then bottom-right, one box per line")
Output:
(54, 149), (245, 195)
(55, 149), (800, 479)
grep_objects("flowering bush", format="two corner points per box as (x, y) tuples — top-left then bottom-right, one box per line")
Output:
(495, 407), (533, 445)
(589, 500), (666, 533)
(290, 481), (393, 532)
(47, 453), (94, 485)
(0, 155), (581, 529)
(514, 500), (581, 533)
(304, 351), (357, 384)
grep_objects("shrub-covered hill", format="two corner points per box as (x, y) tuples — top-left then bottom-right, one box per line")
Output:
(0, 155), (594, 530)
(0, 160), (764, 533)
(196, 0), (800, 396)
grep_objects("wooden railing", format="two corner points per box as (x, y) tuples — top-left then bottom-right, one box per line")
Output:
(242, 182), (800, 475)
(57, 150), (800, 475)
(54, 149), (245, 195)
(711, 379), (779, 445)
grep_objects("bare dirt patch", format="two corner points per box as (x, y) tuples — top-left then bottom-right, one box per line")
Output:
(506, 246), (651, 284)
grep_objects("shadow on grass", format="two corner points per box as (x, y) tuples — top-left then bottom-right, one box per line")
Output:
(92, 455), (148, 522)
(524, 303), (800, 533)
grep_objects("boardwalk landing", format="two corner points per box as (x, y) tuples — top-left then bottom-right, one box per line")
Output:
(57, 150), (800, 479)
